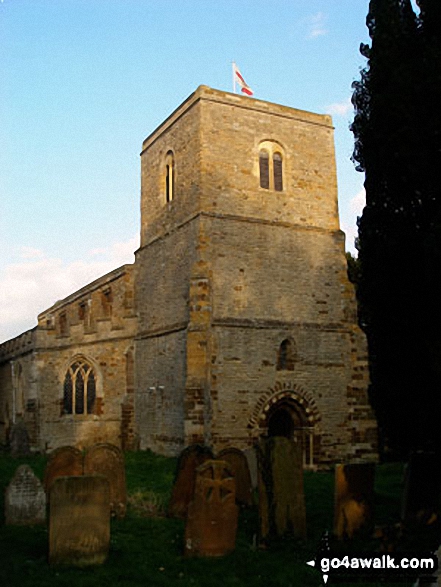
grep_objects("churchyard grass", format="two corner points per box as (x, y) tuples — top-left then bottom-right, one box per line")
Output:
(0, 454), (416, 586)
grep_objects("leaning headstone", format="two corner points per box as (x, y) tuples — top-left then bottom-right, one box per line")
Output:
(185, 460), (238, 557)
(334, 462), (375, 540)
(49, 475), (110, 567)
(84, 443), (127, 519)
(256, 436), (307, 542)
(168, 444), (214, 519)
(5, 465), (46, 525)
(217, 448), (253, 506)
(9, 421), (31, 457)
(44, 446), (83, 496)
(401, 451), (441, 526)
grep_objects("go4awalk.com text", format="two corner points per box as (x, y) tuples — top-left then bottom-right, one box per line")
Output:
(307, 552), (437, 584)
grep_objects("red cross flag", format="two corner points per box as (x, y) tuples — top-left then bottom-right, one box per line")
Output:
(233, 62), (253, 96)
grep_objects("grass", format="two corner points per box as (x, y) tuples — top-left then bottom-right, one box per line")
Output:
(0, 453), (427, 587)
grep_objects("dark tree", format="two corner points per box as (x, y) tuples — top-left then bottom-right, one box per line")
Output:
(346, 252), (360, 288)
(351, 0), (441, 457)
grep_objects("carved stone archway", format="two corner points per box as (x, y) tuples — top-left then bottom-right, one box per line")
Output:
(248, 383), (321, 467)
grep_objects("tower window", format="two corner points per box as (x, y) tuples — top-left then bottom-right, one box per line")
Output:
(277, 339), (295, 371)
(259, 150), (270, 189)
(63, 359), (96, 415)
(273, 152), (283, 191)
(258, 141), (285, 191)
(165, 151), (175, 203)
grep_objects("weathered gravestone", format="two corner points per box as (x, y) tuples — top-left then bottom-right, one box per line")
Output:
(401, 451), (441, 526)
(9, 421), (31, 457)
(5, 465), (46, 525)
(217, 448), (253, 506)
(185, 460), (238, 557)
(44, 446), (83, 496)
(84, 443), (127, 519)
(334, 462), (375, 540)
(168, 444), (214, 519)
(256, 436), (306, 542)
(49, 475), (110, 567)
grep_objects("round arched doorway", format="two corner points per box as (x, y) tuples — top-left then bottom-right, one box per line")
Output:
(265, 399), (315, 467)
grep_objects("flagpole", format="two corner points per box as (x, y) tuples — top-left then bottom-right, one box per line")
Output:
(232, 61), (236, 94)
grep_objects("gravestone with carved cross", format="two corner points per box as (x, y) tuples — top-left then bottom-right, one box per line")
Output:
(217, 447), (253, 506)
(184, 459), (238, 556)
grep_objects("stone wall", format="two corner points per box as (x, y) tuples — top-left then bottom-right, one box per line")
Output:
(135, 86), (377, 464)
(35, 264), (137, 451)
(0, 329), (38, 446)
(198, 87), (339, 231)
(0, 265), (137, 452)
(135, 91), (203, 454)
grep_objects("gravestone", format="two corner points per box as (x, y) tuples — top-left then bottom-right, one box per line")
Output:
(44, 446), (83, 496)
(334, 462), (375, 540)
(185, 460), (238, 557)
(217, 448), (253, 506)
(9, 421), (31, 457)
(256, 436), (307, 542)
(244, 447), (258, 488)
(168, 444), (214, 519)
(401, 451), (441, 526)
(84, 443), (127, 519)
(49, 475), (110, 566)
(5, 465), (46, 525)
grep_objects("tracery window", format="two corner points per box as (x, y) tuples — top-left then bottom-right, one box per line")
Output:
(63, 359), (96, 415)
(258, 141), (285, 191)
(165, 150), (175, 203)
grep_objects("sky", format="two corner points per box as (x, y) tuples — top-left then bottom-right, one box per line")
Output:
(0, 0), (415, 343)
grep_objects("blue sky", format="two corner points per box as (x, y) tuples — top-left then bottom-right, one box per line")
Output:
(0, 0), (409, 342)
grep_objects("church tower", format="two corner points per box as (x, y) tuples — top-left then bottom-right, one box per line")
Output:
(134, 86), (377, 466)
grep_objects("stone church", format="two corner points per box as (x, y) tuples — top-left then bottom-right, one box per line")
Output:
(0, 86), (377, 466)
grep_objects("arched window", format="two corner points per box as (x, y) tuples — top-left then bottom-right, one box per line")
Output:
(258, 141), (285, 191)
(273, 152), (283, 191)
(63, 359), (96, 415)
(165, 150), (175, 203)
(259, 150), (270, 189)
(277, 339), (295, 371)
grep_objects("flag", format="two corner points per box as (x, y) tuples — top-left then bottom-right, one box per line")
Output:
(233, 63), (253, 96)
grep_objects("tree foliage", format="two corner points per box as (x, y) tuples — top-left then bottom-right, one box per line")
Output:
(351, 0), (441, 457)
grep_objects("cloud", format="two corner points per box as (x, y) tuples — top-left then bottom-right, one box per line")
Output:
(0, 234), (139, 343)
(19, 246), (45, 260)
(326, 97), (352, 118)
(349, 188), (366, 216)
(306, 12), (328, 39)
